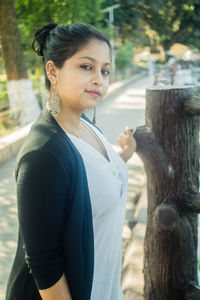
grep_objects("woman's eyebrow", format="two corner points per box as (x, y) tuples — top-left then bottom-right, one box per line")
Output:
(78, 56), (111, 66)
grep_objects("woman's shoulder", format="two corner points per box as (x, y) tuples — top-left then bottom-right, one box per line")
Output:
(15, 110), (79, 181)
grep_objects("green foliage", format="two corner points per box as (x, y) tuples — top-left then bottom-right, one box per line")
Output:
(102, 0), (200, 51)
(115, 42), (135, 70)
(15, 0), (104, 29)
(0, 92), (8, 107)
(15, 0), (105, 35)
(0, 76), (8, 108)
(14, 0), (105, 70)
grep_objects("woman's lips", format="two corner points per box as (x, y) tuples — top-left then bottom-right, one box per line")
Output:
(86, 90), (101, 97)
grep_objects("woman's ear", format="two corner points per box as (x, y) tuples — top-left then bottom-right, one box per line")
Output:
(46, 60), (57, 85)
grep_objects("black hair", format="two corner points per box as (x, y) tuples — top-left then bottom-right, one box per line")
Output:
(32, 23), (112, 90)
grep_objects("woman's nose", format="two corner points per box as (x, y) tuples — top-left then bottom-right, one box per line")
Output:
(92, 70), (103, 86)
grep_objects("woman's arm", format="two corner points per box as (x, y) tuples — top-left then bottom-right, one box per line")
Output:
(39, 273), (72, 300)
(16, 150), (72, 294)
(118, 126), (137, 162)
(118, 148), (133, 163)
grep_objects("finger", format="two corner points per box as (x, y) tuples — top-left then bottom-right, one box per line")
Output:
(125, 126), (133, 135)
(124, 126), (130, 133)
(125, 126), (129, 131)
(130, 128), (136, 135)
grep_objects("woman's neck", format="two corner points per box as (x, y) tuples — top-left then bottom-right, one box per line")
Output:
(52, 106), (84, 137)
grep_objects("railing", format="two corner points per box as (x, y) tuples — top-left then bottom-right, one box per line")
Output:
(0, 90), (9, 119)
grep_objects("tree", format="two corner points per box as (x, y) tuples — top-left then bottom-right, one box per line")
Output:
(15, 0), (104, 29)
(0, 0), (40, 126)
(101, 0), (200, 52)
(14, 0), (105, 70)
(131, 0), (200, 51)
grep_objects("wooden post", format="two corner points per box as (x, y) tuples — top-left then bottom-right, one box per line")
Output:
(134, 86), (200, 300)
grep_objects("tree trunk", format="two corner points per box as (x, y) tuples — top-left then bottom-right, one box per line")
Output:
(134, 86), (200, 300)
(0, 0), (40, 126)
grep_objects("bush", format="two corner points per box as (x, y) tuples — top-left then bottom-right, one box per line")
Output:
(115, 42), (135, 71)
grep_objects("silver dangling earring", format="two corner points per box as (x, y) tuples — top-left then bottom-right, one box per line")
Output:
(47, 86), (61, 117)
(92, 107), (96, 124)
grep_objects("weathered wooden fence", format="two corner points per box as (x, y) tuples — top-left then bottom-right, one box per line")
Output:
(134, 85), (200, 300)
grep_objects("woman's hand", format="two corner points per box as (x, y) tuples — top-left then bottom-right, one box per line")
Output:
(39, 273), (72, 300)
(118, 126), (137, 163)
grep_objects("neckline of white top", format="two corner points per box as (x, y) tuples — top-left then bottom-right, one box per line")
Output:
(67, 117), (111, 164)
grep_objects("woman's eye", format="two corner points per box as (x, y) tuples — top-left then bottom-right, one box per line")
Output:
(80, 65), (92, 70)
(102, 69), (111, 76)
(80, 65), (110, 76)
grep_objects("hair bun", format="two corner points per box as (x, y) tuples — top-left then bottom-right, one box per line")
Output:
(32, 23), (57, 56)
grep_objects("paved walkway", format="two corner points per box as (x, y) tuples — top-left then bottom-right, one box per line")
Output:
(0, 156), (18, 299)
(0, 76), (153, 299)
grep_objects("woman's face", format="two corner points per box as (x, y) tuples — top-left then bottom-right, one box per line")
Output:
(48, 39), (111, 112)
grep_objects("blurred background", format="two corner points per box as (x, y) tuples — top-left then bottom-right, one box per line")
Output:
(0, 0), (200, 136)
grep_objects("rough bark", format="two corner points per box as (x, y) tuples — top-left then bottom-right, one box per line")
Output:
(134, 86), (200, 300)
(0, 0), (41, 125)
(0, 0), (27, 80)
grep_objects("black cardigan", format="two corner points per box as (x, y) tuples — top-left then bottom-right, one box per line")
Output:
(6, 106), (102, 300)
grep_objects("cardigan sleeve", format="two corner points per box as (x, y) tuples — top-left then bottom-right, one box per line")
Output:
(16, 149), (71, 290)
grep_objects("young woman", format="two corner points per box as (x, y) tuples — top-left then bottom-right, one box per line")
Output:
(6, 23), (136, 300)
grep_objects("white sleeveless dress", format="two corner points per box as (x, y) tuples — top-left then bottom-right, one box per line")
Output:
(66, 117), (128, 300)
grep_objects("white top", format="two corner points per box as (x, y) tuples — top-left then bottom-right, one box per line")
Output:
(66, 117), (128, 300)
